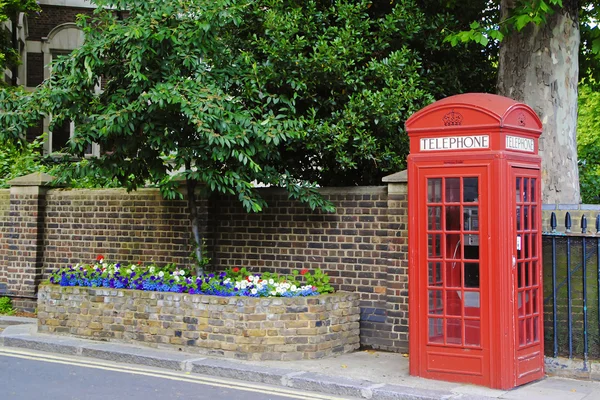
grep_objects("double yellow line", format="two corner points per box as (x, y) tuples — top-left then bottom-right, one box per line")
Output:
(0, 348), (351, 400)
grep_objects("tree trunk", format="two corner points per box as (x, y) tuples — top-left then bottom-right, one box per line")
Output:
(185, 168), (204, 276)
(497, 0), (580, 204)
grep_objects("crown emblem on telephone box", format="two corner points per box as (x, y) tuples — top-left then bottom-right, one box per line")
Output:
(443, 110), (463, 126)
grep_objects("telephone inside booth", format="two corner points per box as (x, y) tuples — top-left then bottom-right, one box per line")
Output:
(441, 178), (481, 344)
(427, 177), (481, 346)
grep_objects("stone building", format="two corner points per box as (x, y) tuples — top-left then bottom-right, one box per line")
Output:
(3, 0), (98, 155)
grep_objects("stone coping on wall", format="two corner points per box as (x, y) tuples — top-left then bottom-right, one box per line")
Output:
(41, 185), (388, 196)
(37, 285), (361, 361)
(542, 204), (600, 235)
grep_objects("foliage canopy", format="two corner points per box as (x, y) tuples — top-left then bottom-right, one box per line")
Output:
(0, 0), (497, 198)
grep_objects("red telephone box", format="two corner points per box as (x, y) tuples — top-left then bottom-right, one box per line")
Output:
(406, 93), (544, 389)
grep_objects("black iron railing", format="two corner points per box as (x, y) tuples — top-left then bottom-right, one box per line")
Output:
(543, 212), (600, 363)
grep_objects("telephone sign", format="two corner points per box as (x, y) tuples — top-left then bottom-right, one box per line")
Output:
(420, 135), (490, 151)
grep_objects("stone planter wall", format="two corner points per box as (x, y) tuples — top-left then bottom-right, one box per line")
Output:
(37, 285), (360, 360)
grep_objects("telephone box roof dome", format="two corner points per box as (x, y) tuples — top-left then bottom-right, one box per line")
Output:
(406, 93), (542, 133)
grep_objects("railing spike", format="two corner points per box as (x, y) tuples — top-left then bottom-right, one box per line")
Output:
(596, 214), (600, 234)
(565, 212), (572, 233)
(582, 215), (588, 234)
(550, 212), (557, 233)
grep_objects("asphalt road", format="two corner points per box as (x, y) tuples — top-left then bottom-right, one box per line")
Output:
(0, 348), (351, 400)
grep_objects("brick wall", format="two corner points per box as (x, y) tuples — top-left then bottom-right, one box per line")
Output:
(210, 185), (409, 352)
(0, 190), (10, 296)
(27, 5), (94, 41)
(0, 185), (48, 310)
(42, 188), (205, 276)
(1, 180), (409, 352)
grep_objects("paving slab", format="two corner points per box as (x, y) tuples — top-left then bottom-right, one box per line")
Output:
(0, 316), (36, 326)
(189, 358), (298, 386)
(500, 377), (596, 400)
(80, 342), (199, 371)
(286, 371), (375, 398)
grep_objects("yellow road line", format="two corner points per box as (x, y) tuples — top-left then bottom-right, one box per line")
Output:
(0, 347), (351, 400)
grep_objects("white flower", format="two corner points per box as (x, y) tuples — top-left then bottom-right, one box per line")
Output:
(268, 279), (274, 285)
(291, 285), (297, 291)
(251, 288), (258, 295)
(174, 276), (180, 282)
(224, 278), (231, 284)
(179, 270), (185, 276)
(158, 271), (164, 278)
(131, 266), (136, 271)
(173, 270), (179, 276)
(270, 291), (277, 296)
(149, 266), (155, 273)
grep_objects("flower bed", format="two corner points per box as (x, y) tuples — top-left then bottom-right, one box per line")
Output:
(49, 257), (334, 298)
(37, 285), (360, 361)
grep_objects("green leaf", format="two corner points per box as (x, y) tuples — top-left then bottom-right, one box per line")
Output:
(515, 14), (532, 31)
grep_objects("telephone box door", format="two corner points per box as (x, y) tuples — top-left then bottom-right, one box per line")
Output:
(416, 166), (490, 386)
(511, 167), (544, 383)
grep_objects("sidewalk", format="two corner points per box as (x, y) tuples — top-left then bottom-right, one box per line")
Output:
(1, 318), (598, 400)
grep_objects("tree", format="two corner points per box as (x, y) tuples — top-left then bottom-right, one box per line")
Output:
(497, 0), (580, 204)
(576, 83), (600, 203)
(2, 0), (498, 187)
(448, 0), (600, 204)
(0, 0), (39, 86)
(0, 0), (334, 272)
(0, 0), (499, 269)
(228, 0), (496, 185)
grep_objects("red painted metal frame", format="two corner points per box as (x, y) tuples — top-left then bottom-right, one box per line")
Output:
(406, 93), (544, 390)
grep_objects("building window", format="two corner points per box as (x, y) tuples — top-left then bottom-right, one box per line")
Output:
(26, 52), (44, 87)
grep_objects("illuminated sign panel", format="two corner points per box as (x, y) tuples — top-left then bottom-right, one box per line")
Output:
(420, 135), (489, 151)
(505, 135), (534, 152)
